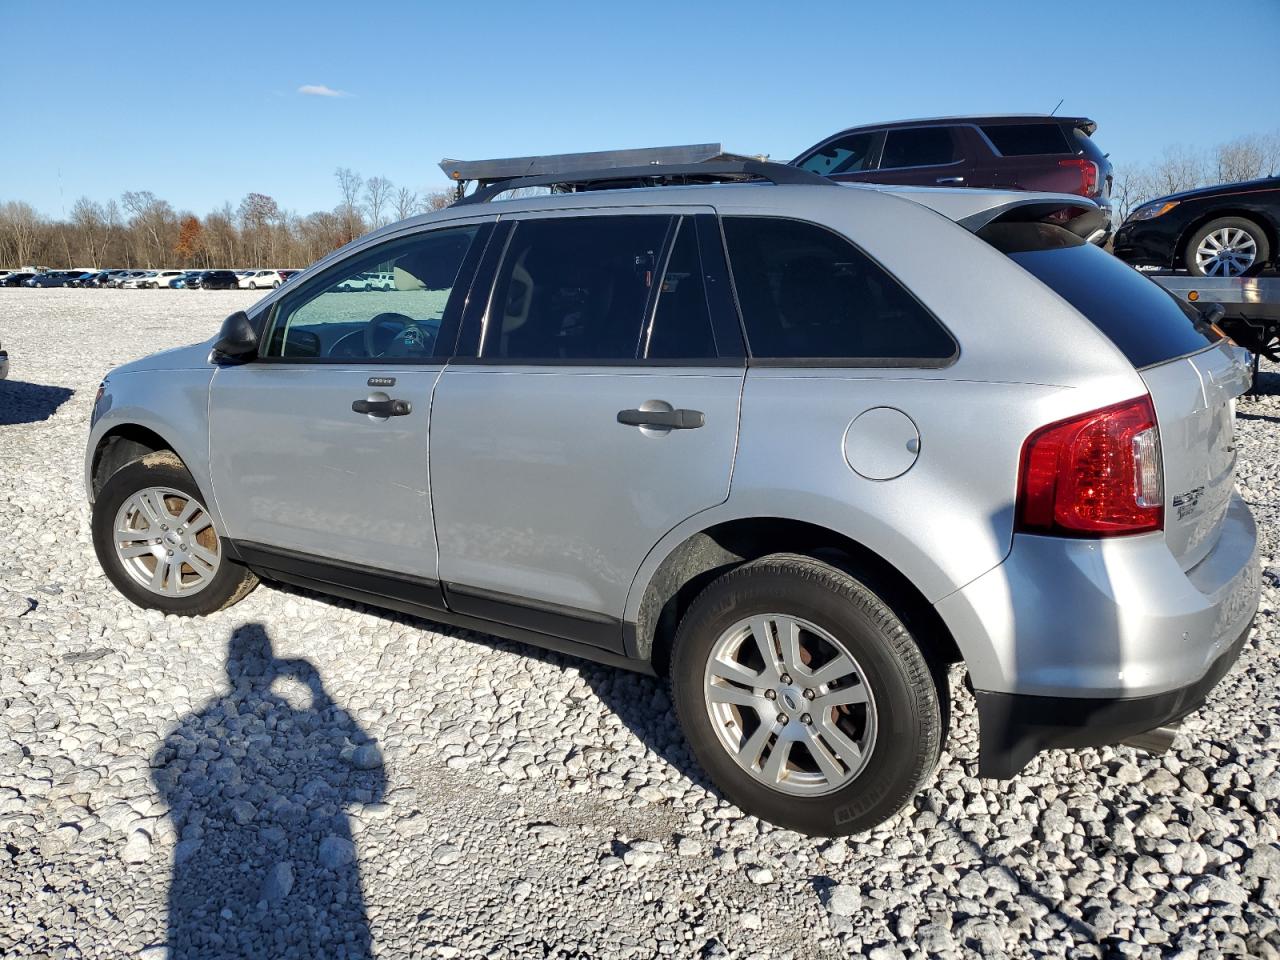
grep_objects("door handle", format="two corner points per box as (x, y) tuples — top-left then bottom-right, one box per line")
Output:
(935, 176), (965, 184)
(617, 408), (705, 429)
(352, 398), (412, 417)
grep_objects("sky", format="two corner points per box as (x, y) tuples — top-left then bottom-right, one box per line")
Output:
(3, 0), (1279, 220)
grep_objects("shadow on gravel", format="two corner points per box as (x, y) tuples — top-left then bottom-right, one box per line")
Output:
(1248, 368), (1280, 396)
(0, 380), (74, 425)
(1238, 411), (1279, 424)
(151, 624), (385, 960)
(269, 582), (719, 798)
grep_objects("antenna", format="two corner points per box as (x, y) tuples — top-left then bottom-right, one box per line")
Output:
(1049, 98), (1063, 116)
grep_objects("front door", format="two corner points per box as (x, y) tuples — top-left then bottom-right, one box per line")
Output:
(430, 212), (746, 650)
(208, 220), (492, 585)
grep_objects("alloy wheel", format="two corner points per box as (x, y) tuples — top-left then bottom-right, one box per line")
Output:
(112, 486), (220, 596)
(702, 614), (877, 796)
(1195, 228), (1257, 277)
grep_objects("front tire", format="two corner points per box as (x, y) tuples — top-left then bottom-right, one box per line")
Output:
(92, 451), (257, 616)
(670, 554), (944, 836)
(1185, 217), (1269, 277)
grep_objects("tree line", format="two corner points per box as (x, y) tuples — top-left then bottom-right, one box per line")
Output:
(0, 168), (455, 270)
(3, 132), (1277, 271)
(1112, 130), (1280, 221)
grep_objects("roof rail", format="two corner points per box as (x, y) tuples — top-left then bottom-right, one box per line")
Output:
(451, 159), (831, 206)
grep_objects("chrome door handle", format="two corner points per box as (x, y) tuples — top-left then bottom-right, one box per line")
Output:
(617, 408), (705, 429)
(935, 176), (965, 184)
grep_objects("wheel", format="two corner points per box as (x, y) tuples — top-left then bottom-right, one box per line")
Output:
(1185, 217), (1269, 277)
(670, 554), (944, 836)
(248, 282), (257, 289)
(272, 280), (281, 288)
(92, 451), (257, 616)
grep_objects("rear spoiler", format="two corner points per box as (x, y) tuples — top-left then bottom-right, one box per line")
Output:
(957, 198), (1106, 242)
(864, 184), (1105, 241)
(1064, 117), (1097, 137)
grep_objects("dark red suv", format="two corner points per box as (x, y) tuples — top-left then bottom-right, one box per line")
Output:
(791, 115), (1114, 241)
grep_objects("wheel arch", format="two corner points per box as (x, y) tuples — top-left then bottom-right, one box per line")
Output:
(1175, 208), (1278, 268)
(628, 516), (962, 677)
(89, 423), (181, 499)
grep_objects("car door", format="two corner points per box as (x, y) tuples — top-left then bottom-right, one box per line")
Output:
(207, 218), (494, 593)
(858, 125), (967, 187)
(429, 210), (746, 651)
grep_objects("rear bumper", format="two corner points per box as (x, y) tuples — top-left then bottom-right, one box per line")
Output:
(973, 617), (1253, 777)
(936, 493), (1261, 776)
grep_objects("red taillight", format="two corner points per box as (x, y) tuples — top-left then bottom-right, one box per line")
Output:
(1016, 396), (1163, 537)
(1059, 157), (1099, 196)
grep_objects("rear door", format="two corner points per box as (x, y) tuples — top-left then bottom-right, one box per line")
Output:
(861, 125), (967, 187)
(429, 210), (745, 650)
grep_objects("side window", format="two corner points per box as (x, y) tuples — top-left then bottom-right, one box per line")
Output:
(721, 217), (956, 362)
(482, 215), (670, 361)
(879, 127), (958, 169)
(981, 123), (1071, 156)
(264, 224), (481, 360)
(797, 132), (877, 176)
(642, 217), (718, 360)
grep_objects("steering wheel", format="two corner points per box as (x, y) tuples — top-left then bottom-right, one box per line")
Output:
(363, 312), (434, 358)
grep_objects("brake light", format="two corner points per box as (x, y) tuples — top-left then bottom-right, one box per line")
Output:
(1016, 396), (1163, 537)
(1059, 157), (1099, 196)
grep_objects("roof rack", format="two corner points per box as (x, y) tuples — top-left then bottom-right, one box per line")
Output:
(440, 143), (751, 188)
(450, 159), (830, 206)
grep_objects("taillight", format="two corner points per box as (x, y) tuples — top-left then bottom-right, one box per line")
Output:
(1016, 396), (1163, 537)
(1059, 157), (1099, 196)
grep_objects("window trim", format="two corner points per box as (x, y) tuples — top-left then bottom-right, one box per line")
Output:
(252, 221), (494, 366)
(451, 211), (746, 368)
(875, 124), (965, 172)
(717, 214), (960, 369)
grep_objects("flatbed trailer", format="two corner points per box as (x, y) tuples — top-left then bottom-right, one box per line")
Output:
(1147, 274), (1280, 386)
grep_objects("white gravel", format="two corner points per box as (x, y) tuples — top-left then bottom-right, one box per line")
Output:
(2, 288), (1279, 959)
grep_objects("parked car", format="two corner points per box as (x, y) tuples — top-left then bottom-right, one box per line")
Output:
(1, 272), (35, 287)
(198, 270), (241, 290)
(105, 271), (146, 288)
(1113, 175), (1279, 277)
(239, 269), (285, 290)
(75, 271), (109, 287)
(26, 271), (89, 288)
(84, 163), (1259, 837)
(0, 338), (8, 380)
(121, 270), (185, 289)
(792, 115), (1114, 242)
(170, 271), (203, 289)
(278, 270), (301, 283)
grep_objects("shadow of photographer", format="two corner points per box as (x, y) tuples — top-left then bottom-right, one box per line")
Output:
(151, 623), (385, 959)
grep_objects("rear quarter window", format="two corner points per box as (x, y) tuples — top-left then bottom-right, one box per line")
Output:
(981, 123), (1071, 156)
(984, 223), (1217, 368)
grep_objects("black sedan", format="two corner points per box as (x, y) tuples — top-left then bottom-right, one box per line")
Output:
(1, 272), (35, 287)
(26, 271), (90, 288)
(1113, 175), (1278, 277)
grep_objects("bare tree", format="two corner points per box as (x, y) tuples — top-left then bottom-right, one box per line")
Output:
(335, 167), (364, 243)
(70, 197), (112, 268)
(364, 176), (393, 229)
(0, 200), (45, 267)
(238, 192), (281, 266)
(1214, 135), (1269, 184)
(393, 186), (419, 221)
(1148, 145), (1206, 197)
(422, 188), (455, 212)
(121, 190), (176, 266)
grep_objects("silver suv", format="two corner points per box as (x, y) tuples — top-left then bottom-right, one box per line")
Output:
(85, 161), (1260, 836)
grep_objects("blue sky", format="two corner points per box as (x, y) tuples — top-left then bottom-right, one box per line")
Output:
(3, 0), (1278, 219)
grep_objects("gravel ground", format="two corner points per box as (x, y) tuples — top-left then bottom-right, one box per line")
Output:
(1, 287), (1279, 960)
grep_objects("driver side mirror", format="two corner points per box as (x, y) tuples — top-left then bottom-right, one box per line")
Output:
(211, 311), (258, 364)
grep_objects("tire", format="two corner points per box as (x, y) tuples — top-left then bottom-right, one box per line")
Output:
(272, 280), (281, 288)
(248, 282), (257, 289)
(92, 451), (257, 616)
(670, 553), (944, 836)
(1185, 217), (1270, 277)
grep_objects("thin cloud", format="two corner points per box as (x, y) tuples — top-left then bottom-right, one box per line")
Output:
(297, 84), (350, 98)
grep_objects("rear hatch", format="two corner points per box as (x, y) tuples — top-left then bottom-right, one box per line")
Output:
(979, 219), (1250, 570)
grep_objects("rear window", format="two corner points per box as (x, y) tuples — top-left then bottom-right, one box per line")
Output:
(985, 223), (1217, 368)
(981, 123), (1071, 156)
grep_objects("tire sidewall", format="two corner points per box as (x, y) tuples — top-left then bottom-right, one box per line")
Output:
(92, 456), (247, 616)
(671, 557), (941, 836)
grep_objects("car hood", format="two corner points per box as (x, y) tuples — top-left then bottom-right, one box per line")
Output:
(111, 338), (215, 376)
(1148, 176), (1279, 204)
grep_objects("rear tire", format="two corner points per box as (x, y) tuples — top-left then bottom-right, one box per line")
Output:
(670, 554), (944, 836)
(92, 451), (257, 616)
(1185, 217), (1269, 277)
